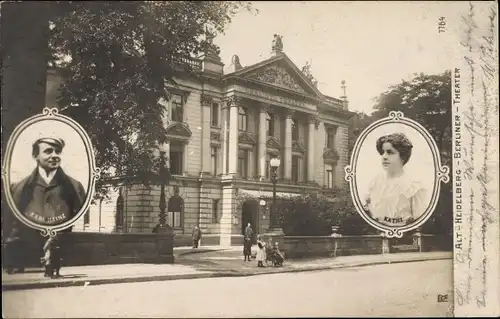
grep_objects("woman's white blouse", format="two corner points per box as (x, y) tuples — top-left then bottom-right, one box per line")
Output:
(363, 172), (428, 226)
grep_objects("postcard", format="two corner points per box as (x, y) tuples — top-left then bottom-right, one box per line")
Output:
(1, 1), (498, 318)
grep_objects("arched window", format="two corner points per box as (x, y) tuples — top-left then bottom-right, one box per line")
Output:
(292, 118), (299, 141)
(167, 196), (183, 229)
(238, 107), (247, 131)
(115, 187), (124, 229)
(266, 112), (274, 137)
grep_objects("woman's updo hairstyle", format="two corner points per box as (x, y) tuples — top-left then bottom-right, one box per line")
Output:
(376, 133), (413, 165)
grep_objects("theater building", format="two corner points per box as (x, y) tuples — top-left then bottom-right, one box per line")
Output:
(45, 35), (354, 246)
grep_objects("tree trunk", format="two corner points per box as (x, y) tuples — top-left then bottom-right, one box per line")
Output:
(1, 2), (50, 263)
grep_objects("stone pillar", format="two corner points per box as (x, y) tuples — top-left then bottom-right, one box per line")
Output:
(258, 105), (268, 178)
(226, 96), (240, 175)
(221, 105), (229, 175)
(284, 110), (294, 180)
(201, 94), (212, 175)
(307, 115), (316, 182)
(220, 178), (236, 247)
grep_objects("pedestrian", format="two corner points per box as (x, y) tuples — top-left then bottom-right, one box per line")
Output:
(192, 225), (202, 248)
(42, 235), (62, 278)
(272, 242), (284, 266)
(256, 235), (266, 267)
(3, 222), (26, 274)
(243, 223), (253, 261)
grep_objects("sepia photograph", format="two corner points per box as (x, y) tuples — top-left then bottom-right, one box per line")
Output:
(354, 122), (435, 228)
(6, 119), (90, 227)
(1, 1), (498, 318)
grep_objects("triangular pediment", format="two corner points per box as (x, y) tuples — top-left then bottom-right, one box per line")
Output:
(266, 137), (282, 150)
(230, 54), (322, 98)
(238, 131), (256, 145)
(292, 141), (306, 154)
(166, 122), (192, 138)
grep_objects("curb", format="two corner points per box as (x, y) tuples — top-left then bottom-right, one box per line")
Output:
(1, 256), (450, 291)
(174, 248), (227, 258)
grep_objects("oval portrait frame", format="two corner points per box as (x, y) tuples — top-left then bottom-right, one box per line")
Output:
(1, 107), (100, 238)
(344, 111), (449, 238)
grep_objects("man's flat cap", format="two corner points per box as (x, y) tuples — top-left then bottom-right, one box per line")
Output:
(34, 137), (65, 149)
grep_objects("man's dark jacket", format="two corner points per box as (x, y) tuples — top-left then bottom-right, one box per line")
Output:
(10, 167), (86, 223)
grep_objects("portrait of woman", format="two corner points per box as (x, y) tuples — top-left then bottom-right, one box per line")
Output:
(361, 132), (428, 226)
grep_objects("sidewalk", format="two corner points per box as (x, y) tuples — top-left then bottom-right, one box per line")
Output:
(2, 248), (451, 291)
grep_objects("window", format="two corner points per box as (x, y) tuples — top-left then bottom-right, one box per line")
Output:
(171, 94), (184, 122)
(115, 188), (124, 228)
(326, 126), (337, 149)
(266, 112), (274, 137)
(211, 147), (218, 176)
(238, 107), (247, 131)
(169, 142), (183, 175)
(211, 102), (219, 127)
(292, 156), (300, 183)
(167, 196), (183, 228)
(212, 199), (220, 223)
(292, 118), (299, 141)
(83, 210), (90, 225)
(326, 164), (334, 188)
(238, 149), (248, 178)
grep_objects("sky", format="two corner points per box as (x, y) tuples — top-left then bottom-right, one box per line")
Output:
(214, 1), (470, 114)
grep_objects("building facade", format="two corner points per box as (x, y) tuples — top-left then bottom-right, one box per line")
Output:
(45, 36), (354, 246)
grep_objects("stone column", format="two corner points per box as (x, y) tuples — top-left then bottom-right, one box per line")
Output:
(221, 105), (229, 175)
(226, 96), (240, 175)
(200, 94), (212, 175)
(283, 110), (294, 180)
(258, 104), (268, 179)
(307, 115), (316, 182)
(220, 179), (236, 247)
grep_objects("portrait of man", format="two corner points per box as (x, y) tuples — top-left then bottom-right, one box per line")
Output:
(10, 137), (87, 226)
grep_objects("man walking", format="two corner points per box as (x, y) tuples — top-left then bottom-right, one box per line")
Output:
(192, 225), (202, 248)
(243, 223), (253, 261)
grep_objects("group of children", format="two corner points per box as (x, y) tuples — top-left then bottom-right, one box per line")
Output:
(255, 235), (285, 268)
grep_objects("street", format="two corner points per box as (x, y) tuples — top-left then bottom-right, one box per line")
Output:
(3, 260), (452, 318)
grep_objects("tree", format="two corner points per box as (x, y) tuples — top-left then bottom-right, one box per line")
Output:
(275, 189), (378, 236)
(46, 1), (255, 199)
(371, 71), (452, 161)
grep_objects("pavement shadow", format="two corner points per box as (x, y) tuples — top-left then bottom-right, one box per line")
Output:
(56, 274), (88, 279)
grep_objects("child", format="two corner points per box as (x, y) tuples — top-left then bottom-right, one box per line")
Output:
(256, 235), (266, 267)
(42, 236), (62, 278)
(272, 242), (284, 266)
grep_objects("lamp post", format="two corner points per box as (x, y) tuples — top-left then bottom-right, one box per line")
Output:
(269, 157), (281, 228)
(157, 143), (170, 232)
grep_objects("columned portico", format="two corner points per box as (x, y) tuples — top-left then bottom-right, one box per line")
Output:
(307, 115), (316, 182)
(258, 104), (268, 179)
(227, 96), (240, 176)
(284, 110), (294, 180)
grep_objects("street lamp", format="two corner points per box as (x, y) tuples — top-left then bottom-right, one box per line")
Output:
(269, 157), (281, 228)
(157, 143), (170, 232)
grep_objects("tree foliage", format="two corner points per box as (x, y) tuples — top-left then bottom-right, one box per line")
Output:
(47, 1), (255, 199)
(276, 188), (378, 236)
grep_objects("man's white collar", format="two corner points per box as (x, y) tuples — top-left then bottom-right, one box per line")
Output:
(38, 166), (57, 185)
